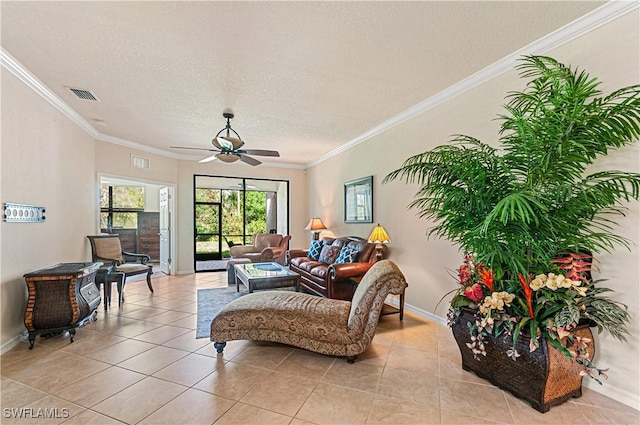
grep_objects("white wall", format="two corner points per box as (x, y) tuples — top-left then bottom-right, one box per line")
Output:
(1, 70), (97, 351)
(306, 12), (640, 408)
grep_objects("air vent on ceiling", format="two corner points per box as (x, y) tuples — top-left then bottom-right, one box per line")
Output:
(131, 155), (150, 169)
(65, 87), (100, 102)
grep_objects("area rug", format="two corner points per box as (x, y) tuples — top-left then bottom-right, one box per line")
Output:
(196, 286), (244, 339)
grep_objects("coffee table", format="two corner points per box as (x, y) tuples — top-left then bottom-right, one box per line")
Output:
(234, 262), (300, 293)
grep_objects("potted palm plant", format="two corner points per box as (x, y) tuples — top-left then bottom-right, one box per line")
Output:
(384, 56), (640, 412)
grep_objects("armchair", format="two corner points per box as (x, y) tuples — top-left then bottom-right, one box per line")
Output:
(87, 234), (154, 297)
(229, 233), (291, 265)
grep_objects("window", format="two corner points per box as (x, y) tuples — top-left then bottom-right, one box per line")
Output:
(100, 185), (144, 229)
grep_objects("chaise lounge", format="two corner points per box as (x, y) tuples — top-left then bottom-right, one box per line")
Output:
(210, 260), (407, 362)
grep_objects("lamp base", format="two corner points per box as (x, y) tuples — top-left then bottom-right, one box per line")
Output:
(312, 232), (321, 241)
(375, 244), (384, 260)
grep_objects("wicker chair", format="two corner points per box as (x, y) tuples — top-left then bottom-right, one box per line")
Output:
(87, 234), (154, 296)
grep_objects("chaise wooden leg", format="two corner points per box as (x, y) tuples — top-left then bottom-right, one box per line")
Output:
(346, 355), (356, 364)
(214, 342), (226, 353)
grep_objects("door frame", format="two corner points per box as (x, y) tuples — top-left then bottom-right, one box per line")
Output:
(97, 174), (176, 275)
(193, 200), (223, 261)
(193, 174), (290, 273)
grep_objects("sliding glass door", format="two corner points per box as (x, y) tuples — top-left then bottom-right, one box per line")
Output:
(194, 175), (289, 272)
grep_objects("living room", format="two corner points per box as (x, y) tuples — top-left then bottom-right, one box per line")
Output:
(1, 1), (639, 422)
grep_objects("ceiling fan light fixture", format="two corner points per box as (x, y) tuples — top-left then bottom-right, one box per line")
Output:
(216, 153), (240, 163)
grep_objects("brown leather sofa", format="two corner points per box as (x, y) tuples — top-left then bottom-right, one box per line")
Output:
(287, 236), (379, 300)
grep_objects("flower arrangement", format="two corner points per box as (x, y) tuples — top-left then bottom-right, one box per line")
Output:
(448, 253), (629, 383)
(384, 56), (640, 389)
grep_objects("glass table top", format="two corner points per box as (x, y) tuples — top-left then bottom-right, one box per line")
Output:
(236, 262), (298, 278)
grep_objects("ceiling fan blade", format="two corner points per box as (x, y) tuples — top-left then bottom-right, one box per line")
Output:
(238, 149), (280, 157)
(170, 146), (218, 152)
(198, 154), (218, 163)
(239, 155), (261, 166)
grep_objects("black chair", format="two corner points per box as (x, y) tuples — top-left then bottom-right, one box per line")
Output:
(87, 234), (154, 298)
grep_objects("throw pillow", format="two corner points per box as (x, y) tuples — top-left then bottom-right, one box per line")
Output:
(308, 240), (324, 261)
(334, 246), (359, 264)
(318, 244), (341, 264)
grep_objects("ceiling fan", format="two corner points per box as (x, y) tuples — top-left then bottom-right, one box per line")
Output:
(170, 112), (280, 166)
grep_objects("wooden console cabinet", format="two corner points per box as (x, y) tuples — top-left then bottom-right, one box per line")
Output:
(23, 262), (102, 349)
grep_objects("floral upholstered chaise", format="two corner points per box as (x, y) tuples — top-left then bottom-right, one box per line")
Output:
(210, 260), (407, 362)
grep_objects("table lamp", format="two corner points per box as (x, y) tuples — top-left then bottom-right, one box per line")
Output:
(368, 223), (391, 260)
(305, 217), (327, 240)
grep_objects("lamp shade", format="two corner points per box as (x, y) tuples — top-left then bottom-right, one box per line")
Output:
(368, 224), (391, 244)
(305, 217), (327, 231)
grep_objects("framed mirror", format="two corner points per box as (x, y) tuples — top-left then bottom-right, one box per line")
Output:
(344, 176), (373, 223)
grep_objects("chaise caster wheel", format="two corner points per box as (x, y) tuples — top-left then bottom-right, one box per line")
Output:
(213, 342), (226, 353)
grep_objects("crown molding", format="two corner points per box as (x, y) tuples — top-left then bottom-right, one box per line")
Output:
(3, 1), (637, 170)
(1, 48), (100, 139)
(305, 0), (639, 168)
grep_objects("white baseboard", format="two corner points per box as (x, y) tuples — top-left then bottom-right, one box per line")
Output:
(1, 333), (25, 356)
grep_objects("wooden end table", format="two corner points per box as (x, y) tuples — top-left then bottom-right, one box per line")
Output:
(350, 276), (405, 320)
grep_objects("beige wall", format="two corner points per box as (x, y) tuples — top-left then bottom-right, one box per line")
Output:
(307, 12), (640, 407)
(175, 160), (307, 274)
(1, 70), (97, 351)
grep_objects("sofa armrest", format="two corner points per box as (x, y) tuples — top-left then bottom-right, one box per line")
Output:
(329, 262), (374, 281)
(230, 245), (259, 257)
(287, 249), (308, 259)
(259, 247), (275, 261)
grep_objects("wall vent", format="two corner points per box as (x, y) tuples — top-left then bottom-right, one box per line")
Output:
(65, 87), (100, 102)
(131, 155), (150, 169)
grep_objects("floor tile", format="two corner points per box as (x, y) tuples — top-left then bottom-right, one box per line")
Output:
(117, 346), (189, 375)
(92, 377), (186, 424)
(1, 377), (49, 409)
(108, 320), (163, 338)
(297, 382), (375, 425)
(131, 324), (190, 344)
(230, 343), (294, 370)
(213, 402), (291, 425)
(275, 349), (335, 380)
(84, 339), (156, 364)
(193, 362), (272, 401)
(59, 409), (126, 424)
(138, 388), (234, 425)
(366, 394), (439, 424)
(322, 360), (383, 393)
(2, 394), (85, 425)
(439, 378), (513, 424)
(385, 346), (439, 374)
(162, 331), (210, 352)
(153, 353), (224, 386)
(145, 310), (192, 325)
(55, 366), (146, 408)
(240, 371), (317, 416)
(377, 366), (439, 406)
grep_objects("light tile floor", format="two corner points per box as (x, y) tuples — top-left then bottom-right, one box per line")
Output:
(2, 272), (638, 425)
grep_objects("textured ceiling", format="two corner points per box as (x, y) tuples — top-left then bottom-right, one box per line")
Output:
(1, 1), (605, 166)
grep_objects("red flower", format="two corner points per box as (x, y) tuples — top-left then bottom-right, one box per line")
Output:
(464, 283), (484, 303)
(519, 273), (534, 318)
(458, 265), (471, 285)
(478, 268), (494, 291)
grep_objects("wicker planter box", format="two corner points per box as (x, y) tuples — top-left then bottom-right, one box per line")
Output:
(451, 308), (595, 413)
